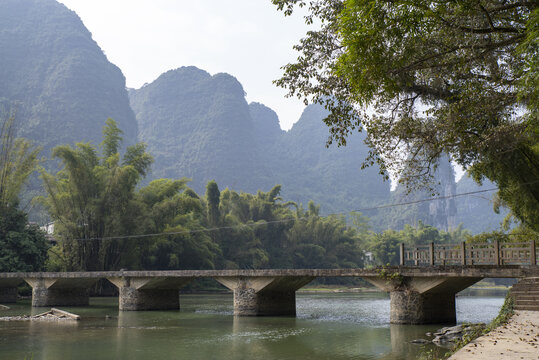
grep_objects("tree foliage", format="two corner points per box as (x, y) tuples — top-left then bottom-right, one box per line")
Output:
(139, 178), (220, 270)
(0, 205), (48, 272)
(39, 121), (481, 272)
(0, 113), (40, 208)
(288, 202), (364, 268)
(213, 185), (367, 269)
(41, 119), (153, 271)
(273, 0), (539, 229)
(366, 222), (471, 265)
(0, 111), (47, 272)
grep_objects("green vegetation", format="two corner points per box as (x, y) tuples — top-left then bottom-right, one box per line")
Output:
(40, 119), (153, 271)
(36, 120), (370, 271)
(0, 113), (41, 208)
(0, 113), (48, 272)
(0, 205), (48, 272)
(36, 121), (475, 272)
(367, 222), (471, 266)
(273, 0), (538, 231)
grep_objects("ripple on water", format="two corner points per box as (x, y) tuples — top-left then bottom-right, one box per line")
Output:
(456, 296), (505, 324)
(297, 293), (391, 325)
(194, 309), (233, 316)
(220, 328), (309, 343)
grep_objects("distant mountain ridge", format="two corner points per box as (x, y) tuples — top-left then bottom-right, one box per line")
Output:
(0, 0), (137, 154)
(128, 67), (264, 193)
(129, 67), (392, 218)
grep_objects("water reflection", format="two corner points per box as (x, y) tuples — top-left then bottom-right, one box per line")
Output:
(116, 311), (138, 359)
(0, 292), (506, 360)
(231, 316), (392, 360)
(230, 317), (307, 360)
(387, 324), (444, 359)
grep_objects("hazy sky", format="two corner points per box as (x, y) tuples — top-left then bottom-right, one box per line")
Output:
(57, 0), (312, 130)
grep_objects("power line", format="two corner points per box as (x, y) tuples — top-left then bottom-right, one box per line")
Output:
(74, 218), (298, 242)
(343, 178), (539, 215)
(68, 186), (504, 242)
(342, 188), (498, 214)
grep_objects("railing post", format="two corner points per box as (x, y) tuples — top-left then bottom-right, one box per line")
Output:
(440, 246), (446, 266)
(494, 240), (500, 266)
(461, 242), (467, 266)
(531, 239), (537, 266)
(429, 242), (435, 266)
(399, 243), (405, 266)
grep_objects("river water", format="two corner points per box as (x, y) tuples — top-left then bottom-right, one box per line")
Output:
(0, 290), (506, 360)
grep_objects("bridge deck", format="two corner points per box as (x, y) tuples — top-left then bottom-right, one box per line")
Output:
(0, 265), (537, 280)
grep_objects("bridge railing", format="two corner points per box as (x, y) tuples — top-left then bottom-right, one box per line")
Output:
(400, 240), (538, 266)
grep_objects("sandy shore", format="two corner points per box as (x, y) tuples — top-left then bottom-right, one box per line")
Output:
(449, 310), (539, 359)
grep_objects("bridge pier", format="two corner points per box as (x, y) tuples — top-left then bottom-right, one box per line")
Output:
(215, 276), (314, 316)
(365, 276), (482, 324)
(389, 290), (456, 324)
(108, 277), (192, 311)
(24, 278), (97, 307)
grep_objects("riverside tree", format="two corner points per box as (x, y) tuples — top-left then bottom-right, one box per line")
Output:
(42, 120), (221, 271)
(138, 178), (220, 270)
(366, 222), (471, 265)
(286, 201), (365, 269)
(41, 118), (153, 271)
(0, 112), (48, 272)
(273, 0), (539, 230)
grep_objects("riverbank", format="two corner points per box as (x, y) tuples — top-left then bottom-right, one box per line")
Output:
(448, 310), (539, 359)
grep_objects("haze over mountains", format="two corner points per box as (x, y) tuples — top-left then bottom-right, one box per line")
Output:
(129, 67), (390, 217)
(1, 0), (505, 232)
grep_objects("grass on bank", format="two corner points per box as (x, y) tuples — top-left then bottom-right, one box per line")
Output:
(419, 293), (515, 360)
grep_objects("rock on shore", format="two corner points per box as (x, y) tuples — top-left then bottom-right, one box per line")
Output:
(411, 323), (486, 347)
(432, 323), (486, 345)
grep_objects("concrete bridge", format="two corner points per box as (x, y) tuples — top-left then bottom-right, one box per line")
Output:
(1, 265), (538, 324)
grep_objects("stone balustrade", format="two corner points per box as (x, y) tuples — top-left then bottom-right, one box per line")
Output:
(402, 240), (538, 266)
